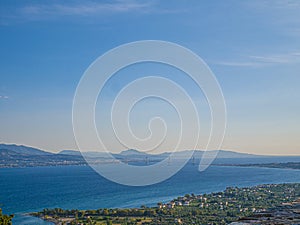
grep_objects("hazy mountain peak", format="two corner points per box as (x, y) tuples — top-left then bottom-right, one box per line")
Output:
(59, 150), (81, 155)
(0, 143), (51, 155)
(119, 149), (148, 156)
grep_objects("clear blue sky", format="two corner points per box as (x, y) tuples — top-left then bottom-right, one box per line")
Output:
(0, 0), (299, 155)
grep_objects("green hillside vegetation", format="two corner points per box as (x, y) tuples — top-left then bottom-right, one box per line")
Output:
(0, 208), (13, 225)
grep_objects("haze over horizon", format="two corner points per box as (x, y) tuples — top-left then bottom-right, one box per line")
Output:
(0, 142), (299, 157)
(1, 1), (300, 155)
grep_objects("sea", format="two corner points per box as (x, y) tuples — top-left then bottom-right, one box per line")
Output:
(1, 156), (300, 224)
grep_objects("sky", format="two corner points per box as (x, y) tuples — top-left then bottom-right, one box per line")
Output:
(0, 0), (299, 155)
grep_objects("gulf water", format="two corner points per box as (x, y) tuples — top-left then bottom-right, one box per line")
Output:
(1, 157), (300, 224)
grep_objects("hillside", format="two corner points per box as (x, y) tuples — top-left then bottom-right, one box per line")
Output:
(0, 143), (296, 168)
(0, 144), (51, 155)
(0, 144), (85, 167)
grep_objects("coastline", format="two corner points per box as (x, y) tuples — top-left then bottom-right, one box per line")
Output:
(30, 183), (300, 225)
(5, 164), (300, 224)
(216, 162), (300, 170)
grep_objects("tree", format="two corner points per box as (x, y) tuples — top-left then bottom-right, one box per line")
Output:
(0, 208), (13, 225)
(185, 194), (190, 198)
(106, 218), (112, 225)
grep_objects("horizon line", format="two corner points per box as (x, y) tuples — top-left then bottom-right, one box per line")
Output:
(1, 142), (300, 157)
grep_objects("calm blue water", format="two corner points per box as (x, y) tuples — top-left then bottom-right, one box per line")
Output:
(0, 157), (300, 224)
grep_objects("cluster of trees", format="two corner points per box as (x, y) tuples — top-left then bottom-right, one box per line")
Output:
(34, 207), (158, 218)
(0, 208), (13, 225)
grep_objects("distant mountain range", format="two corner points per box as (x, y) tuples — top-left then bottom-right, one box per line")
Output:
(0, 144), (86, 167)
(0, 143), (51, 155)
(0, 143), (269, 168)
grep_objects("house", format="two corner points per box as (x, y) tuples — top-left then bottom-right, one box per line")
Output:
(183, 201), (190, 206)
(175, 201), (182, 206)
(167, 202), (175, 208)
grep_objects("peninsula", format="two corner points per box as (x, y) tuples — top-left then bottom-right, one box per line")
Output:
(31, 183), (300, 225)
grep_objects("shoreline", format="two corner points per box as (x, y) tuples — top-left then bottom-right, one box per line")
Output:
(30, 183), (300, 225)
(2, 161), (300, 170)
(216, 162), (300, 170)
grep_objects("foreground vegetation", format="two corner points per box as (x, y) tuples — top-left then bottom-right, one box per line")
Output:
(0, 208), (13, 225)
(31, 183), (300, 225)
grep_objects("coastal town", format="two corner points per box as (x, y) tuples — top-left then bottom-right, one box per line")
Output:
(30, 183), (300, 225)
(234, 198), (300, 224)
